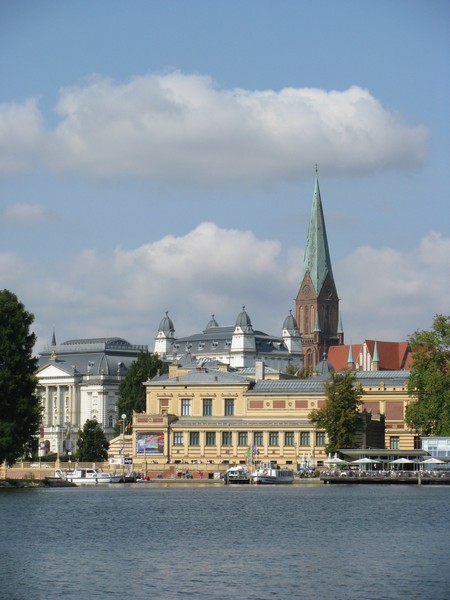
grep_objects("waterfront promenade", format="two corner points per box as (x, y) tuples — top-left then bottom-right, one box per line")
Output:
(2, 461), (449, 486)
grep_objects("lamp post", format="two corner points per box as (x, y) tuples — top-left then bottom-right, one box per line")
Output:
(121, 414), (127, 477)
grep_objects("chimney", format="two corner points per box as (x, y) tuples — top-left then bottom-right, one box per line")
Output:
(255, 360), (265, 381)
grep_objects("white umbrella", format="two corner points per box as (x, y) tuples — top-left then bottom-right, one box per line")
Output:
(420, 457), (445, 464)
(351, 457), (380, 471)
(352, 458), (380, 464)
(325, 456), (349, 465)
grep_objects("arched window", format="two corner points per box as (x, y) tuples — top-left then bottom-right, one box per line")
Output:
(304, 306), (309, 334)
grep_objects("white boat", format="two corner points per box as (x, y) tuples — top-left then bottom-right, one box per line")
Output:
(55, 468), (122, 484)
(224, 465), (251, 484)
(252, 462), (294, 485)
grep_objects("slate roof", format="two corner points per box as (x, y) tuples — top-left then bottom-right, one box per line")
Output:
(38, 337), (148, 376)
(151, 368), (251, 385)
(172, 326), (288, 357)
(245, 370), (410, 395)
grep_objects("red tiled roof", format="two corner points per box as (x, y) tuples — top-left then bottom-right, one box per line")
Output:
(327, 340), (412, 371)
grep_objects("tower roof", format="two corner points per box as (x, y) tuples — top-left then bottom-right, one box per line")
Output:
(302, 171), (335, 294)
(158, 312), (175, 335)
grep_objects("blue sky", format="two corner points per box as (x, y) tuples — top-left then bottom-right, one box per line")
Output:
(1, 0), (449, 352)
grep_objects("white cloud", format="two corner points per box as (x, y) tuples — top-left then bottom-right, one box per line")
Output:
(5, 224), (446, 354)
(0, 72), (428, 183)
(337, 230), (450, 342)
(2, 202), (53, 225)
(0, 99), (45, 174)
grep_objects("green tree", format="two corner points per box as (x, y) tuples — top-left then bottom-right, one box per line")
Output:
(308, 370), (364, 454)
(286, 365), (313, 379)
(405, 314), (450, 436)
(77, 419), (109, 462)
(116, 351), (164, 431)
(0, 290), (41, 466)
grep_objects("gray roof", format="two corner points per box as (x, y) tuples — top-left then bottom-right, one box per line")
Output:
(246, 370), (410, 395)
(151, 368), (251, 385)
(38, 337), (148, 376)
(173, 326), (289, 357)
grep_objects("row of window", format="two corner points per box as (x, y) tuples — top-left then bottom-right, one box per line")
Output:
(182, 398), (235, 417)
(173, 431), (326, 447)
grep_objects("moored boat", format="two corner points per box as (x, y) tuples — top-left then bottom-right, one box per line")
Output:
(55, 468), (122, 484)
(252, 462), (294, 484)
(224, 465), (251, 484)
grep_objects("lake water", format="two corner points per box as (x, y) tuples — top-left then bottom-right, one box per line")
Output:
(0, 483), (449, 600)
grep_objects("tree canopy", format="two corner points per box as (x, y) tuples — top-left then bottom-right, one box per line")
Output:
(308, 370), (364, 454)
(405, 314), (450, 436)
(0, 290), (41, 465)
(116, 351), (164, 431)
(77, 419), (109, 462)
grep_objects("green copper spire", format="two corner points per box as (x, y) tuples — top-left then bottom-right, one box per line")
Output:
(302, 170), (335, 294)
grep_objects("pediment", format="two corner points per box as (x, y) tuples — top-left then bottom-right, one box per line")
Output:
(37, 363), (74, 379)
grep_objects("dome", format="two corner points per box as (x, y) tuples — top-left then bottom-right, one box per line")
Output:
(235, 306), (252, 329)
(206, 314), (219, 329)
(314, 353), (335, 375)
(282, 310), (298, 333)
(158, 312), (174, 335)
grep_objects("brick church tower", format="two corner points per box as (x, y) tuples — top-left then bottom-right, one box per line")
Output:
(296, 170), (343, 369)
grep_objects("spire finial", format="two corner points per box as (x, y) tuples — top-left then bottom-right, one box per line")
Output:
(315, 163), (318, 174)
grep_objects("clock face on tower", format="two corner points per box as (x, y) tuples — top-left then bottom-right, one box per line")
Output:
(324, 285), (333, 298)
(303, 285), (311, 299)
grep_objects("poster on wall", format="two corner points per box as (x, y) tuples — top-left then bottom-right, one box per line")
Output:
(136, 432), (164, 455)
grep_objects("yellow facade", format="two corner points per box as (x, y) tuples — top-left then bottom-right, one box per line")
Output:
(129, 366), (415, 471)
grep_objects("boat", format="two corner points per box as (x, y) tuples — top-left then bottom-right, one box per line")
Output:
(55, 468), (122, 484)
(223, 465), (251, 484)
(252, 462), (294, 485)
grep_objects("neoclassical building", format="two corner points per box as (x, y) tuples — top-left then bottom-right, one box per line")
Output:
(154, 307), (304, 371)
(37, 336), (147, 455)
(121, 362), (415, 473)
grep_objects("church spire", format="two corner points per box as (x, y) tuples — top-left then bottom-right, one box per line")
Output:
(301, 169), (335, 294)
(296, 169), (342, 370)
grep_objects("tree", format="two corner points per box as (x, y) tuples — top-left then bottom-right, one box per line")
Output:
(116, 351), (164, 431)
(77, 419), (109, 462)
(0, 290), (41, 466)
(308, 370), (364, 454)
(405, 314), (450, 436)
(286, 365), (313, 379)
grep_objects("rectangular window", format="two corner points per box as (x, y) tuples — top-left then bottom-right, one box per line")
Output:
(205, 432), (216, 446)
(203, 399), (212, 416)
(224, 398), (234, 416)
(390, 436), (400, 450)
(269, 432), (279, 446)
(413, 436), (422, 450)
(222, 431), (232, 446)
(300, 432), (310, 446)
(189, 432), (199, 446)
(238, 432), (248, 447)
(284, 432), (295, 446)
(315, 431), (326, 446)
(173, 432), (184, 446)
(181, 399), (191, 416)
(254, 432), (263, 446)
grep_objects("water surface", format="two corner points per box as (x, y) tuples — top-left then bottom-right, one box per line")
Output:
(0, 484), (448, 599)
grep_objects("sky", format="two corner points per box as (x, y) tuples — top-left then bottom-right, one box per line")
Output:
(1, 0), (449, 354)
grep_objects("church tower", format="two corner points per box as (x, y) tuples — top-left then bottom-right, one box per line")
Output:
(296, 170), (342, 369)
